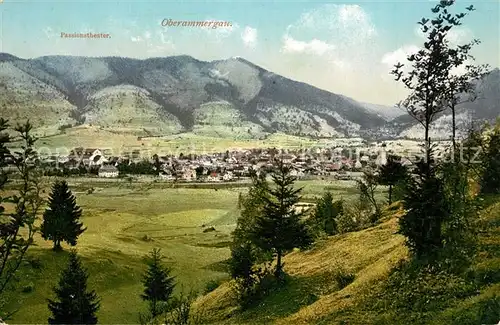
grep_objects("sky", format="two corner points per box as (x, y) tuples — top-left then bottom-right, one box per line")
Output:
(0, 0), (498, 106)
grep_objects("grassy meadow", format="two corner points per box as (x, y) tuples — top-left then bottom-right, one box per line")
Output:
(3, 177), (374, 324)
(29, 125), (340, 155)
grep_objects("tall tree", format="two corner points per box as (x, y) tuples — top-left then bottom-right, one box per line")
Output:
(390, 0), (486, 260)
(41, 180), (86, 251)
(430, 2), (490, 149)
(47, 250), (100, 324)
(251, 160), (312, 282)
(141, 248), (176, 318)
(377, 155), (408, 205)
(391, 0), (474, 163)
(0, 121), (44, 319)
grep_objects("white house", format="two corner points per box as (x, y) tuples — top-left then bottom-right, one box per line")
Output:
(182, 169), (196, 181)
(98, 165), (119, 178)
(222, 171), (234, 181)
(289, 169), (305, 178)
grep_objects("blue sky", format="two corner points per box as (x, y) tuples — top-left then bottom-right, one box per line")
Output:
(1, 0), (498, 105)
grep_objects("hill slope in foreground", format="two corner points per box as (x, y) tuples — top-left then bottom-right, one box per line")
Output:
(194, 201), (500, 325)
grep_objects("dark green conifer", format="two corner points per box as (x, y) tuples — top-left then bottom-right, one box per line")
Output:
(141, 248), (176, 318)
(41, 180), (86, 251)
(48, 250), (100, 324)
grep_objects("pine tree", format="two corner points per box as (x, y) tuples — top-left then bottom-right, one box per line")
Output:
(251, 160), (312, 282)
(141, 248), (176, 318)
(312, 192), (343, 235)
(41, 180), (86, 251)
(47, 250), (100, 324)
(377, 155), (408, 205)
(233, 171), (269, 246)
(399, 158), (450, 259)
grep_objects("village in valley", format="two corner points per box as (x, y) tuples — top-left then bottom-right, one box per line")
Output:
(27, 138), (456, 182)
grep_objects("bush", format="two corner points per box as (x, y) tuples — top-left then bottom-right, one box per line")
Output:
(22, 282), (35, 293)
(24, 256), (42, 270)
(336, 212), (360, 234)
(372, 260), (478, 314)
(333, 267), (355, 289)
(203, 279), (223, 294)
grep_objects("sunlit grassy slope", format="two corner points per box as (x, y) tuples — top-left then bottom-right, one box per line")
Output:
(193, 199), (500, 325)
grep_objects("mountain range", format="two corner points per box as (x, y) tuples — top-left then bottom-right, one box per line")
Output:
(0, 53), (498, 141)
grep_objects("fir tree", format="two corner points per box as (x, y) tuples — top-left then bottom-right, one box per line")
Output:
(41, 180), (86, 251)
(377, 155), (408, 205)
(47, 250), (100, 324)
(399, 158), (450, 259)
(251, 160), (312, 282)
(233, 171), (269, 247)
(141, 248), (176, 318)
(312, 192), (343, 235)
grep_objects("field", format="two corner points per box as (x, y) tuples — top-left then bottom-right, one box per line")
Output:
(23, 125), (356, 156)
(3, 178), (377, 324)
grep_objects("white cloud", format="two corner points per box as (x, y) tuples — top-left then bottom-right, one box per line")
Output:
(294, 4), (377, 45)
(281, 35), (335, 56)
(381, 45), (420, 68)
(447, 28), (474, 46)
(241, 26), (257, 48)
(281, 3), (378, 69)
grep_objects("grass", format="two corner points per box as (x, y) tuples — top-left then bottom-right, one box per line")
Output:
(3, 177), (368, 324)
(25, 126), (352, 155)
(193, 198), (500, 325)
(3, 182), (241, 323)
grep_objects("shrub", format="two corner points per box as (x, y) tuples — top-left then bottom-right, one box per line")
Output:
(332, 267), (355, 289)
(203, 279), (223, 295)
(336, 213), (359, 234)
(372, 260), (478, 314)
(21, 282), (35, 293)
(141, 235), (153, 242)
